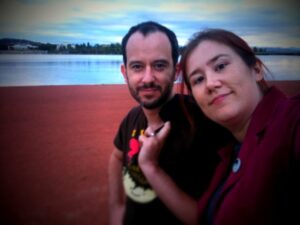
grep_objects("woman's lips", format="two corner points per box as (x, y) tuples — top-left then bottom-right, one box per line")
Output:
(209, 92), (232, 105)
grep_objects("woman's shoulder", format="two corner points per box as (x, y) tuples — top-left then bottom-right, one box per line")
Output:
(289, 92), (300, 102)
(271, 87), (300, 118)
(281, 90), (300, 114)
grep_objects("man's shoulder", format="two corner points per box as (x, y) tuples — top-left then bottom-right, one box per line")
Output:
(173, 93), (195, 103)
(120, 105), (145, 125)
(126, 105), (143, 117)
(166, 94), (197, 110)
(172, 94), (204, 115)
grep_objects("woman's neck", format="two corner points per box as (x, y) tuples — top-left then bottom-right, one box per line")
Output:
(228, 118), (251, 143)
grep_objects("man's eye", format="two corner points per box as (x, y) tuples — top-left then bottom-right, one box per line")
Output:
(131, 64), (143, 71)
(153, 63), (166, 71)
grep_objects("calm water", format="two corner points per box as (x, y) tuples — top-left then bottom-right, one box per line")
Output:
(0, 54), (299, 86)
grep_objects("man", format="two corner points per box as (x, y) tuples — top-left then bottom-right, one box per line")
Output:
(108, 21), (229, 225)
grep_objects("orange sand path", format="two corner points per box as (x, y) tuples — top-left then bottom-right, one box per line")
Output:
(0, 85), (135, 225)
(0, 81), (299, 225)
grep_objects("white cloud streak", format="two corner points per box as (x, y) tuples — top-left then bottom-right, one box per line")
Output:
(0, 0), (299, 47)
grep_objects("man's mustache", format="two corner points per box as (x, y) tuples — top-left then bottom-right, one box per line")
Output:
(137, 82), (162, 91)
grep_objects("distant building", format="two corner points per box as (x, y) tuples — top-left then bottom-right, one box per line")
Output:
(56, 43), (75, 51)
(12, 44), (38, 50)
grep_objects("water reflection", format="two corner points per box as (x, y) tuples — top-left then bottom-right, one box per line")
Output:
(0, 54), (299, 86)
(0, 54), (124, 86)
(260, 55), (300, 81)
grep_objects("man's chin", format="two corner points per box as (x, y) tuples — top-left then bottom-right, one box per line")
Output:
(141, 99), (164, 109)
(141, 101), (156, 109)
(134, 86), (172, 109)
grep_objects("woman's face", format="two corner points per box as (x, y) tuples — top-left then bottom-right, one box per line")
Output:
(186, 40), (263, 130)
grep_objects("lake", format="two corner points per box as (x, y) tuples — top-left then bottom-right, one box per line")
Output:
(0, 54), (299, 86)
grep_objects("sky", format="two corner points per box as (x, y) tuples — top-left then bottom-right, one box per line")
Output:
(0, 0), (299, 48)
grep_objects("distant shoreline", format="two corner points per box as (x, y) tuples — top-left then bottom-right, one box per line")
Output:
(1, 38), (300, 55)
(0, 50), (48, 54)
(255, 52), (300, 56)
(1, 50), (300, 56)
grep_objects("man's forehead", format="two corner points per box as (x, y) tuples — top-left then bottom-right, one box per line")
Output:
(127, 32), (171, 52)
(127, 31), (170, 46)
(125, 31), (173, 66)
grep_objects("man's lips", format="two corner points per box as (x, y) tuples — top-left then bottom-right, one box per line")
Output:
(138, 87), (159, 95)
(140, 88), (157, 92)
(209, 92), (232, 105)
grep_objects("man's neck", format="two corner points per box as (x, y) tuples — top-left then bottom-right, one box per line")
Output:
(143, 107), (164, 130)
(142, 93), (175, 130)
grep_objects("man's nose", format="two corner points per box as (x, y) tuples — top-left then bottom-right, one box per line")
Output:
(142, 66), (155, 83)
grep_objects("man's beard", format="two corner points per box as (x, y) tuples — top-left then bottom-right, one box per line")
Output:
(128, 81), (173, 109)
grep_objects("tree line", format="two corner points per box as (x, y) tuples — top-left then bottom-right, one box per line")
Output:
(51, 43), (122, 54)
(0, 38), (299, 55)
(0, 38), (186, 54)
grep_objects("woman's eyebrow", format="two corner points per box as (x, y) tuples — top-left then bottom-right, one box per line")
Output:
(206, 54), (229, 66)
(188, 54), (229, 78)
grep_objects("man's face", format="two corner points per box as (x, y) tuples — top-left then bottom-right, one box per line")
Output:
(121, 31), (177, 109)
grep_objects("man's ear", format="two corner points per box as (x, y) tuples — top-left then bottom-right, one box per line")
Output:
(121, 64), (128, 83)
(174, 63), (181, 82)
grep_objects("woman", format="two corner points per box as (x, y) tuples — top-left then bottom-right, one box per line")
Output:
(180, 28), (300, 225)
(138, 29), (300, 225)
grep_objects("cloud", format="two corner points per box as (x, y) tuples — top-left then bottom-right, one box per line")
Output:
(0, 0), (299, 47)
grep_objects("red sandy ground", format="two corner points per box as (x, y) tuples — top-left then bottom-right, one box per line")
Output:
(0, 81), (299, 225)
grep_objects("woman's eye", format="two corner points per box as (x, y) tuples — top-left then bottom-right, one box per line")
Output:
(191, 76), (204, 86)
(195, 76), (204, 84)
(215, 63), (227, 72)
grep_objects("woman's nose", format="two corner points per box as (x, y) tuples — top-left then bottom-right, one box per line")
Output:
(205, 73), (222, 90)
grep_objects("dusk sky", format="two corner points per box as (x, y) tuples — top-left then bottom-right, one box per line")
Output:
(1, 0), (299, 47)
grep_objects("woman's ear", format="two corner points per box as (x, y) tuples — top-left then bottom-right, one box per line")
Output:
(254, 62), (264, 81)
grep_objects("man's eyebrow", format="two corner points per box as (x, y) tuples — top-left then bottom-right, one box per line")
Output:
(128, 60), (142, 66)
(153, 59), (169, 64)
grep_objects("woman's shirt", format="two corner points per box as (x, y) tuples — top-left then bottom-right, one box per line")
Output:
(198, 87), (300, 225)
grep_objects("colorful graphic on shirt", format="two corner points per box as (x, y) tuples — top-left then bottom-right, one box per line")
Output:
(123, 129), (157, 203)
(128, 138), (139, 159)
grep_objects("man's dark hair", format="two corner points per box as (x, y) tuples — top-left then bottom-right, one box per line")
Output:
(121, 21), (179, 67)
